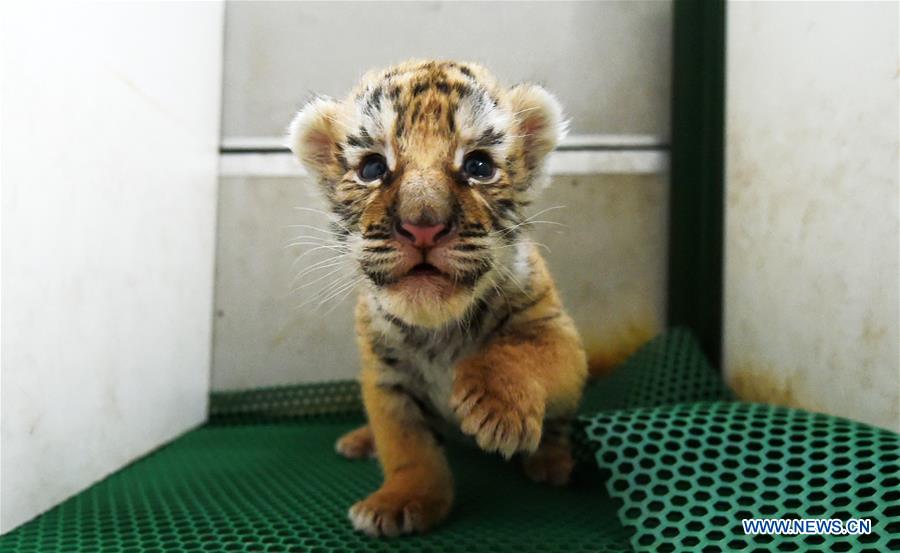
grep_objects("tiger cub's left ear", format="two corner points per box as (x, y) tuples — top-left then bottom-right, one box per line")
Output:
(287, 97), (344, 181)
(508, 84), (568, 169)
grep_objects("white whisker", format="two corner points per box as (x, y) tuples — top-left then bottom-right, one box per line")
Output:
(284, 224), (347, 237)
(291, 258), (349, 286)
(316, 276), (365, 307)
(284, 235), (344, 246)
(291, 207), (352, 232)
(289, 245), (349, 269)
(284, 241), (348, 251)
(493, 205), (567, 237)
(292, 265), (349, 291)
(323, 278), (366, 314)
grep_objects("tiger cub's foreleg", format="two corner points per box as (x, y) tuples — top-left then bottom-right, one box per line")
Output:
(348, 369), (453, 537)
(450, 309), (587, 461)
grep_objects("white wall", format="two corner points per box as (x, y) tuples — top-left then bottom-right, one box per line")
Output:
(0, 2), (224, 533)
(725, 2), (899, 431)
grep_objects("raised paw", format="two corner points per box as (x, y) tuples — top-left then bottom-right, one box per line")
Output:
(450, 372), (544, 458)
(523, 444), (574, 486)
(336, 424), (375, 459)
(349, 487), (451, 537)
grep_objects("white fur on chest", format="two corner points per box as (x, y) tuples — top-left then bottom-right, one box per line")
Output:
(405, 349), (457, 421)
(367, 302), (476, 423)
(376, 324), (469, 423)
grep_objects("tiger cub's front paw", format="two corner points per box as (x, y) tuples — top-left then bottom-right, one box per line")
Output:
(349, 485), (452, 537)
(450, 372), (544, 458)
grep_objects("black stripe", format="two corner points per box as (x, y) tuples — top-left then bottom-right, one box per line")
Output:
(382, 311), (417, 334)
(451, 82), (472, 98)
(453, 243), (487, 252)
(371, 340), (399, 367)
(457, 261), (491, 287)
(379, 383), (442, 440)
(521, 312), (562, 326)
(361, 264), (391, 286)
(346, 132), (373, 149)
(463, 281), (509, 338)
(363, 245), (395, 254)
(368, 86), (382, 112)
(486, 289), (550, 339)
(335, 144), (348, 171)
(496, 198), (517, 211)
(477, 127), (506, 147)
(393, 100), (407, 138)
(446, 105), (456, 133)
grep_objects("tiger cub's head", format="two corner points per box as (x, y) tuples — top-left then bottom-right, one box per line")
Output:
(289, 60), (565, 327)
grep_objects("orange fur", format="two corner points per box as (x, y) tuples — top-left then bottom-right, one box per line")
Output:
(291, 60), (585, 537)
(450, 256), (586, 457)
(348, 317), (454, 536)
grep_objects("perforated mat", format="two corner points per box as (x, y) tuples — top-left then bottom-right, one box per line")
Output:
(2, 329), (898, 553)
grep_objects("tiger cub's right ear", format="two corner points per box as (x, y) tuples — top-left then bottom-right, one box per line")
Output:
(287, 98), (344, 179)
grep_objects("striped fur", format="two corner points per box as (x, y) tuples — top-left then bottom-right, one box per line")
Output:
(289, 60), (587, 537)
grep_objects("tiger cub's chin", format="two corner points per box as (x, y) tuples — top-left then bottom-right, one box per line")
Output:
(378, 284), (474, 329)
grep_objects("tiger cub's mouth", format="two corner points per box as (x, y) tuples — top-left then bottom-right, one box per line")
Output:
(391, 260), (458, 298)
(406, 263), (443, 278)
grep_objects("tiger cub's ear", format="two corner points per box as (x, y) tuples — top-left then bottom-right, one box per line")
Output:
(507, 84), (568, 170)
(287, 98), (345, 180)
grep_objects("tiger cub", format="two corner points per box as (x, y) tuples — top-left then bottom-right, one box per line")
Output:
(288, 60), (587, 537)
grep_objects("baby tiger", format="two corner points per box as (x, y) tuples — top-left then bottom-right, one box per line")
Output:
(288, 60), (588, 537)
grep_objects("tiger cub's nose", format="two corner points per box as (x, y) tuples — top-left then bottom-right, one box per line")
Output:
(394, 220), (453, 248)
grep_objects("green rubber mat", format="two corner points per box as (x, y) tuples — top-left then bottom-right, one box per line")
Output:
(2, 329), (898, 552)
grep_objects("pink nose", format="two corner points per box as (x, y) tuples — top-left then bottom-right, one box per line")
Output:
(397, 222), (448, 247)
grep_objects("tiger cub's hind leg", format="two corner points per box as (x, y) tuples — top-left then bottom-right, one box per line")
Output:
(522, 419), (575, 486)
(336, 424), (375, 460)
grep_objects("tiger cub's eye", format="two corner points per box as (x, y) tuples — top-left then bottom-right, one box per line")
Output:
(463, 151), (495, 180)
(358, 154), (388, 182)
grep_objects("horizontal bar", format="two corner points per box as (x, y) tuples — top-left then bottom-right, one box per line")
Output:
(220, 133), (669, 153)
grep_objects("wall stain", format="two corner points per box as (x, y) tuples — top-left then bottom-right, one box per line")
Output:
(861, 311), (887, 349)
(105, 65), (192, 134)
(728, 365), (816, 413)
(585, 311), (659, 377)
